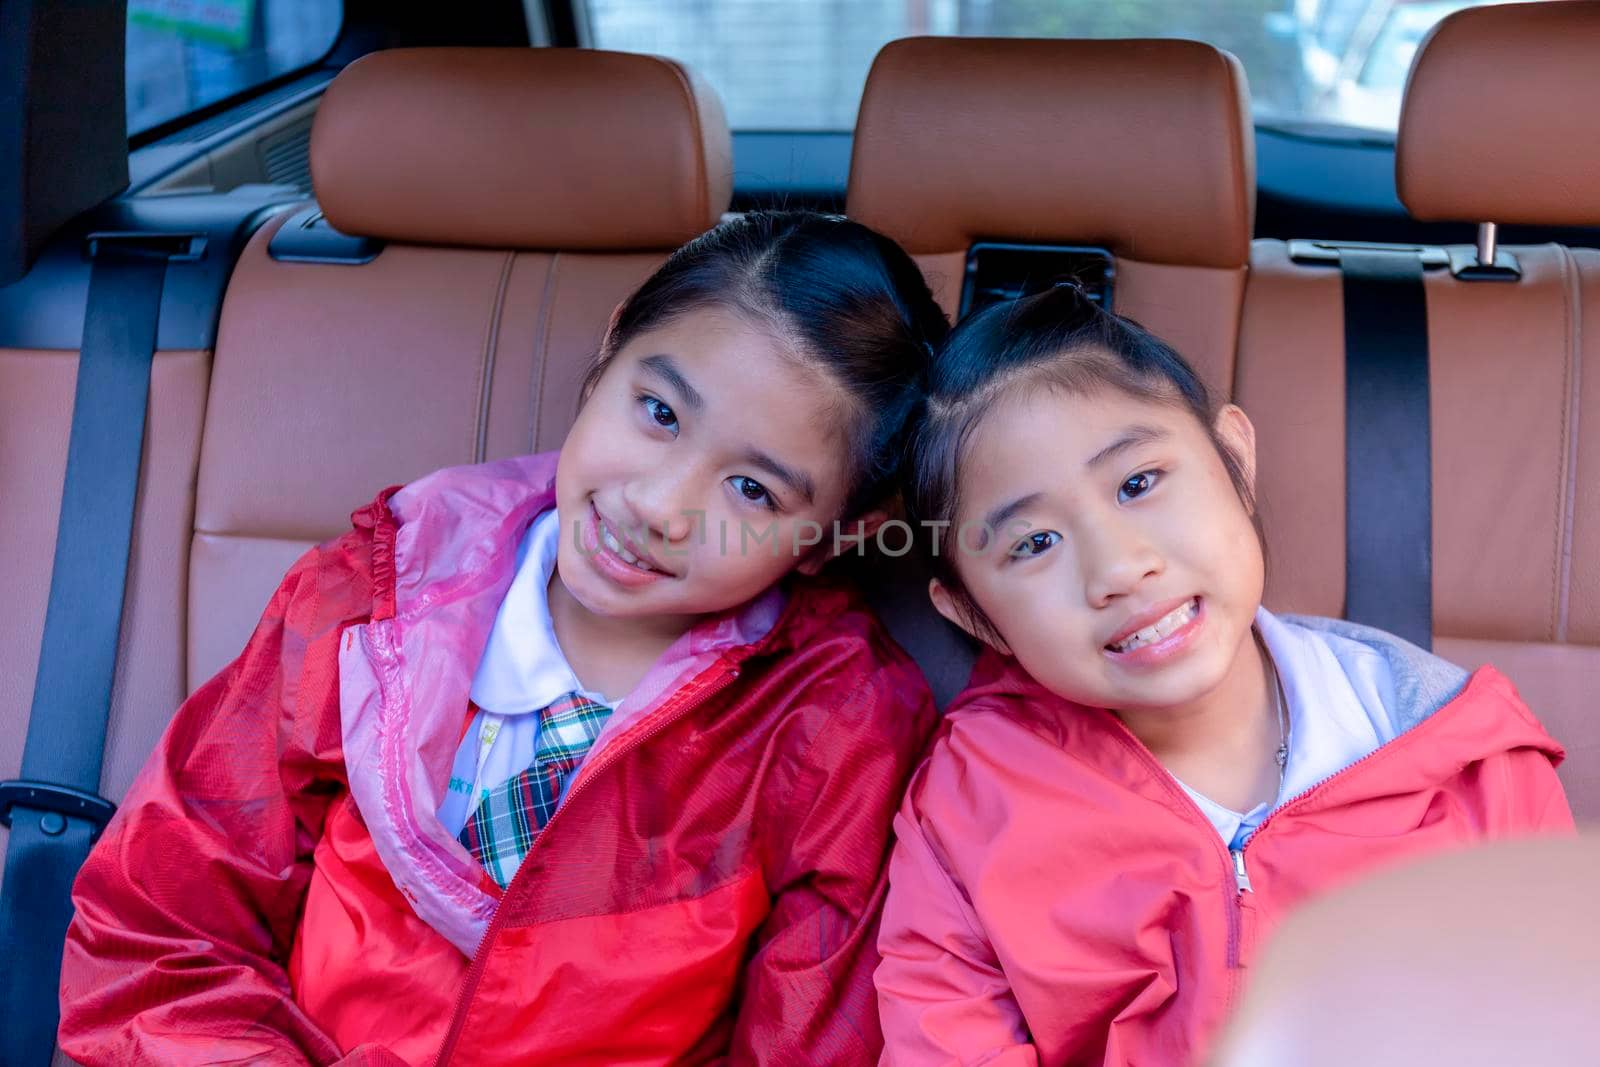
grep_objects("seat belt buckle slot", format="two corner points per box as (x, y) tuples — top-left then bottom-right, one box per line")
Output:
(1289, 240), (1451, 268)
(0, 779), (116, 833)
(83, 231), (207, 263)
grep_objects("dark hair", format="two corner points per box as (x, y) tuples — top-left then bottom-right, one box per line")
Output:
(909, 284), (1263, 641)
(584, 210), (949, 519)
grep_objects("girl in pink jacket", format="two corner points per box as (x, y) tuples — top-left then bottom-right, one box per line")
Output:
(59, 212), (949, 1066)
(876, 284), (1573, 1067)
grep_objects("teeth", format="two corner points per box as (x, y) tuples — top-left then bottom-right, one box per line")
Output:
(1111, 599), (1197, 653)
(600, 524), (653, 571)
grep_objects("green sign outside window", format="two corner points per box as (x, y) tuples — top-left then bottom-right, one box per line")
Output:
(129, 0), (257, 51)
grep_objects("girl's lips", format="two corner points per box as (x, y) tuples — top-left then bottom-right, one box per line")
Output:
(1102, 596), (1206, 668)
(580, 504), (671, 590)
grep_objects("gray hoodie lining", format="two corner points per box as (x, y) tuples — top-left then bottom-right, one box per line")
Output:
(1282, 614), (1471, 733)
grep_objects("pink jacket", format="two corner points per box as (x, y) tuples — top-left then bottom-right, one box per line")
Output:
(60, 453), (938, 1066)
(876, 624), (1572, 1067)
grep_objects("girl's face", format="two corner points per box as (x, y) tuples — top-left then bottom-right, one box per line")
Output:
(932, 383), (1263, 715)
(555, 306), (866, 626)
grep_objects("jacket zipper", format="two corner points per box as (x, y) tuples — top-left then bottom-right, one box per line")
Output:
(1229, 848), (1252, 893)
(1222, 693), (1472, 975)
(433, 658), (743, 1066)
(1104, 705), (1428, 972)
(1220, 748), (1380, 975)
(1100, 718), (1256, 971)
(1089, 677), (1476, 1016)
(1227, 845), (1254, 1015)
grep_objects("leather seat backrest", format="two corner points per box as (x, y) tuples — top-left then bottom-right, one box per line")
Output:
(848, 35), (1256, 398)
(1236, 1), (1600, 815)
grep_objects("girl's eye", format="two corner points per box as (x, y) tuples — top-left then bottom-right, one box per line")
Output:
(1008, 530), (1062, 559)
(730, 476), (776, 510)
(641, 396), (678, 433)
(1119, 470), (1160, 503)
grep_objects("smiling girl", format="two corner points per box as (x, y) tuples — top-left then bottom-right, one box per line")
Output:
(59, 212), (948, 1066)
(875, 284), (1572, 1067)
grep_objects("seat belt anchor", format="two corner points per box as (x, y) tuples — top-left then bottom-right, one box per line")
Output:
(0, 779), (116, 837)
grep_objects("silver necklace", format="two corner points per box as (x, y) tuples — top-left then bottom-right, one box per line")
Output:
(1270, 657), (1290, 795)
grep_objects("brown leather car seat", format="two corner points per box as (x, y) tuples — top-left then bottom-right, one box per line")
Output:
(1235, 1), (1600, 817)
(848, 35), (1255, 399)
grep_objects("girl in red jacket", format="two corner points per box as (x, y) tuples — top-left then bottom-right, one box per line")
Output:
(877, 284), (1572, 1067)
(59, 211), (948, 1066)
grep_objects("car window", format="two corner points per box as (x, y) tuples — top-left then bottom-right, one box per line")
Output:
(1358, 1), (1472, 89)
(126, 0), (343, 137)
(584, 0), (1549, 135)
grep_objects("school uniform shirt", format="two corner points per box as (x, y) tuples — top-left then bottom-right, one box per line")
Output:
(439, 506), (650, 839)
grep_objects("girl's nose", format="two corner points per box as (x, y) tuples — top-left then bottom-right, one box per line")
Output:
(1081, 521), (1164, 608)
(622, 469), (698, 544)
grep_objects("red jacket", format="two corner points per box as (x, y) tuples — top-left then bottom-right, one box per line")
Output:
(876, 635), (1572, 1067)
(58, 453), (938, 1066)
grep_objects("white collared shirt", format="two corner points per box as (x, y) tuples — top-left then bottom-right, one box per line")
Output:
(438, 506), (785, 838)
(437, 508), (617, 836)
(1178, 607), (1401, 848)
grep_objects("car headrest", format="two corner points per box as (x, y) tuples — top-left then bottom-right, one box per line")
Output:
(847, 36), (1255, 269)
(310, 47), (731, 250)
(1398, 1), (1600, 226)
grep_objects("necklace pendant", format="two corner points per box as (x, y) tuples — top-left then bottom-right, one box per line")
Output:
(1275, 744), (1288, 769)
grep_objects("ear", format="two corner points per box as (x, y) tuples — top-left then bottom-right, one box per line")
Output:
(795, 509), (890, 575)
(1213, 404), (1259, 503)
(929, 577), (1011, 655)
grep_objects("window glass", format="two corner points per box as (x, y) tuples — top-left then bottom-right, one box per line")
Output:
(127, 0), (343, 137)
(585, 0), (1546, 134)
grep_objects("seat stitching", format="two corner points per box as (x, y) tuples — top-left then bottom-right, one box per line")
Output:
(1555, 245), (1583, 642)
(530, 253), (562, 454)
(474, 252), (516, 464)
(1208, 45), (1252, 271)
(660, 58), (708, 230)
(191, 528), (326, 546)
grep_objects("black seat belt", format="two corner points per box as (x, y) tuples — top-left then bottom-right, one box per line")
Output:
(0, 239), (171, 1067)
(1338, 248), (1433, 651)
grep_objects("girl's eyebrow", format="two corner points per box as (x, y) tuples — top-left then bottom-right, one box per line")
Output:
(640, 354), (704, 412)
(742, 449), (816, 505)
(1086, 425), (1168, 470)
(983, 492), (1043, 539)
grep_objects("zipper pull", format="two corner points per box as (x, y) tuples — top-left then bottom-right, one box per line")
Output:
(1231, 849), (1253, 894)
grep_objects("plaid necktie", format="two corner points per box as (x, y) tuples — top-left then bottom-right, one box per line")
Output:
(457, 691), (613, 888)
